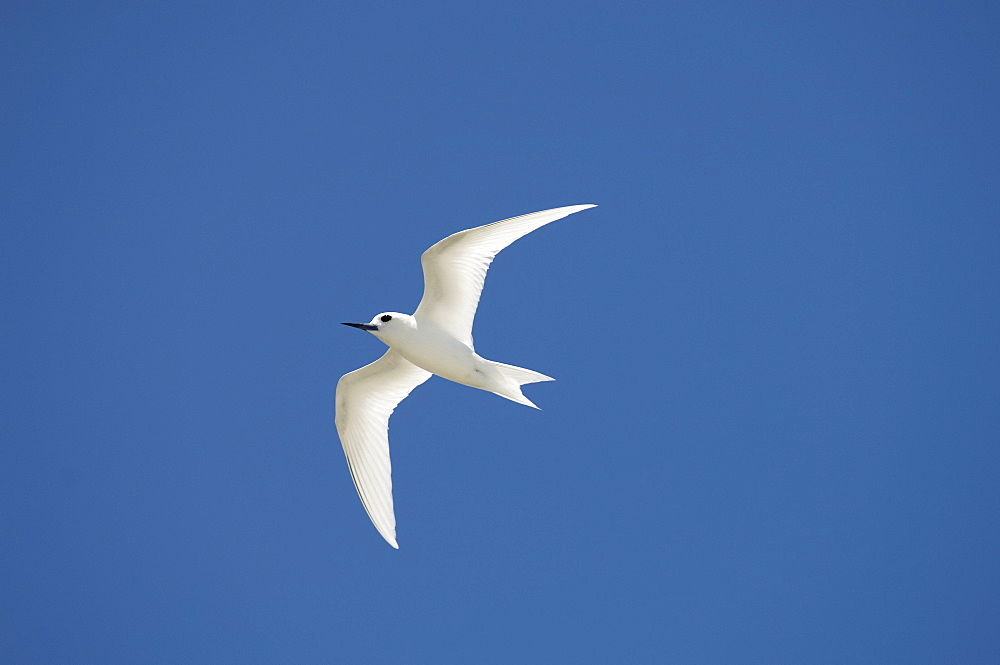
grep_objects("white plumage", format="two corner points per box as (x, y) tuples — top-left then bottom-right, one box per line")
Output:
(336, 204), (596, 547)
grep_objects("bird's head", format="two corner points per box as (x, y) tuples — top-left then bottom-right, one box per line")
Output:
(341, 312), (413, 342)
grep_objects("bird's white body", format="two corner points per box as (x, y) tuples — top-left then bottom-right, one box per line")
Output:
(376, 314), (484, 388)
(364, 312), (548, 407)
(336, 204), (596, 547)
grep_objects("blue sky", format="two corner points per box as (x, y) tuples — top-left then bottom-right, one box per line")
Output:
(2, 2), (998, 663)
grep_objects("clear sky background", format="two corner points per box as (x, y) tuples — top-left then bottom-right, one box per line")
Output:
(3, 2), (998, 663)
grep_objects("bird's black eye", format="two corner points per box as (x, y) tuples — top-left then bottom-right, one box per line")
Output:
(380, 315), (392, 322)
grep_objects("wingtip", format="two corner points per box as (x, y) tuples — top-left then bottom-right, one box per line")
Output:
(561, 203), (597, 213)
(381, 531), (399, 549)
(548, 204), (597, 216)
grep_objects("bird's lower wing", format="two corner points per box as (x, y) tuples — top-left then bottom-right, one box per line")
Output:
(414, 204), (596, 347)
(335, 349), (431, 548)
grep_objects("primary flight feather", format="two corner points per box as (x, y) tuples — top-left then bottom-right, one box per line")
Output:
(336, 204), (596, 547)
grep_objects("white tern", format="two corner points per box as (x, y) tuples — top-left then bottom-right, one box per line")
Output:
(336, 204), (596, 547)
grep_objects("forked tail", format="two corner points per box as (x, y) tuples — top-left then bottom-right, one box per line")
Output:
(490, 361), (555, 409)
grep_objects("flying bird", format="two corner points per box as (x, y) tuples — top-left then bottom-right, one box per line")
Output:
(336, 204), (596, 547)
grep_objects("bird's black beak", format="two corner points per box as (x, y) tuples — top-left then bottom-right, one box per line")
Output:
(342, 322), (379, 331)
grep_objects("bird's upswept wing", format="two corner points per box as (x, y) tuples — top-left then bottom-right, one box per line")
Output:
(413, 204), (596, 347)
(335, 349), (431, 548)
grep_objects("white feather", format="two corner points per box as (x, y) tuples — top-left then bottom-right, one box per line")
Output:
(414, 205), (597, 347)
(336, 204), (596, 547)
(335, 350), (430, 548)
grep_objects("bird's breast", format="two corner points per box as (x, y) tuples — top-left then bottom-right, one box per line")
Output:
(389, 327), (483, 387)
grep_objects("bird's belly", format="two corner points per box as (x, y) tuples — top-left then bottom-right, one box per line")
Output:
(391, 338), (491, 390)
